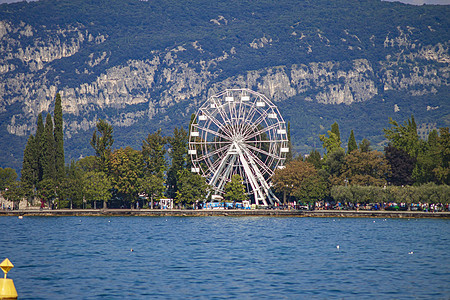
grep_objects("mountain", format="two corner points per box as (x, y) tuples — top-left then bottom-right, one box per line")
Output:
(0, 0), (449, 173)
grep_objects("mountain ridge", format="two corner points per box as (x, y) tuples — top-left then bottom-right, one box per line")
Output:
(0, 0), (449, 172)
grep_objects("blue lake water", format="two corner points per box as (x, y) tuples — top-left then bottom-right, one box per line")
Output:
(1, 216), (449, 299)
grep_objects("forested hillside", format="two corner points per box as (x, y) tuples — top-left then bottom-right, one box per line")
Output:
(0, 0), (448, 172)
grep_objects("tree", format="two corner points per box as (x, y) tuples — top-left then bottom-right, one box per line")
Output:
(319, 122), (343, 158)
(142, 129), (167, 176)
(109, 147), (143, 206)
(82, 171), (112, 209)
(139, 174), (165, 209)
(21, 135), (39, 192)
(272, 160), (328, 203)
(76, 156), (97, 173)
(305, 149), (322, 170)
(358, 138), (371, 153)
(293, 175), (328, 205)
(3, 181), (26, 208)
(347, 129), (357, 153)
(42, 113), (56, 181)
(331, 121), (341, 145)
(54, 93), (65, 180)
(58, 160), (83, 209)
(324, 148), (345, 178)
(35, 113), (45, 182)
(384, 144), (415, 186)
(286, 121), (294, 163)
(90, 119), (114, 173)
(333, 150), (390, 187)
(38, 178), (56, 208)
(0, 167), (18, 191)
(383, 115), (421, 157)
(433, 127), (450, 185)
(175, 169), (209, 207)
(224, 174), (247, 202)
(167, 127), (188, 198)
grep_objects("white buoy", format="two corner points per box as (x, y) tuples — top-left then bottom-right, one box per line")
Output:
(336, 245), (340, 250)
(18, 216), (23, 219)
(408, 251), (413, 255)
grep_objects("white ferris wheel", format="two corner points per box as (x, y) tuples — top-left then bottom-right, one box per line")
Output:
(188, 88), (289, 206)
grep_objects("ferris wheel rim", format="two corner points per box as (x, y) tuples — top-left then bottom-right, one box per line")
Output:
(188, 88), (289, 204)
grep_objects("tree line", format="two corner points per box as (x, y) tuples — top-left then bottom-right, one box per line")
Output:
(272, 116), (449, 206)
(1, 93), (449, 209)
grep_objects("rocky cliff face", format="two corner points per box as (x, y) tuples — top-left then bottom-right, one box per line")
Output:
(2, 22), (447, 139)
(0, 7), (449, 171)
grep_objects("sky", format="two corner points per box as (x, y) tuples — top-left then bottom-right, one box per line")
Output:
(0, 0), (449, 4)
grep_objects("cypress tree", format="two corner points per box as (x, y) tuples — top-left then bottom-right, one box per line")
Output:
(90, 119), (114, 173)
(42, 113), (56, 180)
(21, 135), (39, 189)
(54, 93), (65, 180)
(286, 121), (293, 163)
(35, 113), (45, 182)
(331, 122), (341, 147)
(347, 130), (357, 153)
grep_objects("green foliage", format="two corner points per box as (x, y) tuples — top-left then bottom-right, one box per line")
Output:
(82, 171), (112, 208)
(139, 174), (165, 207)
(384, 144), (415, 186)
(142, 129), (167, 176)
(3, 180), (26, 204)
(167, 127), (188, 198)
(319, 122), (343, 158)
(331, 122), (341, 145)
(384, 115), (421, 157)
(273, 160), (328, 202)
(358, 138), (371, 153)
(224, 174), (247, 202)
(305, 149), (322, 170)
(0, 167), (18, 191)
(331, 184), (450, 205)
(286, 121), (293, 163)
(324, 148), (345, 178)
(35, 113), (45, 182)
(109, 147), (143, 204)
(347, 130), (357, 154)
(54, 93), (65, 179)
(21, 135), (39, 190)
(175, 169), (209, 206)
(90, 119), (114, 173)
(334, 150), (390, 187)
(38, 178), (56, 205)
(42, 113), (56, 181)
(433, 128), (450, 185)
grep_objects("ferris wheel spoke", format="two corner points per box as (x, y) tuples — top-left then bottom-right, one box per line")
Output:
(243, 143), (282, 162)
(196, 126), (232, 141)
(243, 123), (279, 141)
(200, 109), (231, 135)
(194, 143), (231, 163)
(240, 146), (273, 176)
(243, 107), (272, 135)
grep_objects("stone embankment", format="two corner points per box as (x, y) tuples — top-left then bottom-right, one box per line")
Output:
(1, 209), (449, 218)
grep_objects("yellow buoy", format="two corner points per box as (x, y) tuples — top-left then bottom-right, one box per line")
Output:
(0, 258), (18, 299)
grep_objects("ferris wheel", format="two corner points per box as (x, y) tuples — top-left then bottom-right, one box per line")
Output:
(188, 88), (289, 206)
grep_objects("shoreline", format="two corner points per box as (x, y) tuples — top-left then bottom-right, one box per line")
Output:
(1, 209), (449, 218)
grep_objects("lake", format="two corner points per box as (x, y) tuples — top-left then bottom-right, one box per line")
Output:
(1, 216), (449, 299)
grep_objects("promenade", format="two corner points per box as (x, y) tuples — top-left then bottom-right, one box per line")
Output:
(1, 208), (449, 218)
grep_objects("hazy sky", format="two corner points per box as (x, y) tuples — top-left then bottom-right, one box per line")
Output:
(0, 0), (449, 4)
